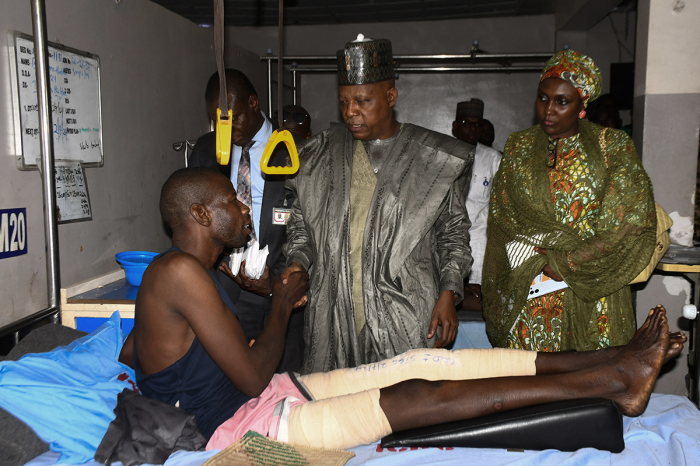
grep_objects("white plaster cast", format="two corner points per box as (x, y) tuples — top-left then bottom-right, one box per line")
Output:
(669, 211), (693, 247)
(662, 276), (691, 304)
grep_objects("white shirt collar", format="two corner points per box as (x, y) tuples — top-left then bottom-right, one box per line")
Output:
(248, 112), (272, 150)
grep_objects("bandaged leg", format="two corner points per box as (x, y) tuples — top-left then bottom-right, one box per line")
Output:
(299, 348), (537, 400)
(286, 388), (392, 450)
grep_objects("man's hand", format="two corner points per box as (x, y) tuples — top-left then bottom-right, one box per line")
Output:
(427, 290), (458, 348)
(273, 270), (309, 310)
(218, 261), (273, 297)
(280, 262), (306, 284)
(461, 283), (482, 312)
(279, 262), (308, 307)
(535, 248), (564, 282)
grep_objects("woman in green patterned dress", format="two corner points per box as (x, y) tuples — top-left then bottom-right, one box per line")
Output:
(482, 50), (657, 352)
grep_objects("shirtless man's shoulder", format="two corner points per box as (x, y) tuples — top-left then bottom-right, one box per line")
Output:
(126, 249), (242, 374)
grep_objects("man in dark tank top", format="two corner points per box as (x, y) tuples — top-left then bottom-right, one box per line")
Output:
(119, 167), (684, 450)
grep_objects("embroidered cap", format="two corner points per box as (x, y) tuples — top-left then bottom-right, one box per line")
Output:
(456, 98), (485, 119)
(540, 49), (602, 107)
(337, 34), (394, 86)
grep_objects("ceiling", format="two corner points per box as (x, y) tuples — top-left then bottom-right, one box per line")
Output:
(150, 0), (558, 27)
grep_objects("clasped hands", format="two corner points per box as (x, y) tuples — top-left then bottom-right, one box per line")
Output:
(236, 261), (459, 348)
(219, 260), (309, 308)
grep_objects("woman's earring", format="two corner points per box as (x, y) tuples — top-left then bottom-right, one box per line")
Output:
(578, 109), (586, 119)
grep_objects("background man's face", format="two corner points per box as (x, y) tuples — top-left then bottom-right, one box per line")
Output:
(281, 105), (311, 139)
(479, 121), (495, 146)
(207, 92), (261, 148)
(453, 116), (483, 145)
(206, 89), (235, 124)
(338, 81), (397, 141)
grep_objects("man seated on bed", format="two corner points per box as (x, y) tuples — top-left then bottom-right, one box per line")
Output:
(119, 167), (686, 451)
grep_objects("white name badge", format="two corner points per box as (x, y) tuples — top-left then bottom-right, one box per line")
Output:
(272, 207), (291, 225)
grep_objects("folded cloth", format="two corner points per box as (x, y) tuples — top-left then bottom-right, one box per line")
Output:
(95, 389), (206, 466)
(229, 240), (269, 280)
(204, 431), (354, 466)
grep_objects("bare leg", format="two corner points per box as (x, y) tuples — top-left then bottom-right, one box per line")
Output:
(380, 305), (672, 432)
(535, 305), (686, 374)
(300, 306), (686, 403)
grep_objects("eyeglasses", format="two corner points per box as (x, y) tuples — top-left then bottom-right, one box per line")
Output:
(284, 110), (309, 124)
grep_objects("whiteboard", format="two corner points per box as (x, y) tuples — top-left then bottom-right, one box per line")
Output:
(8, 32), (103, 169)
(54, 161), (92, 223)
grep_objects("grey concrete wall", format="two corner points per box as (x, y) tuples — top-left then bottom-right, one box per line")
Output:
(223, 44), (279, 123)
(228, 15), (556, 56)
(0, 0), (216, 327)
(228, 15), (556, 151)
(632, 92), (700, 395)
(632, 0), (700, 395)
(227, 12), (636, 151)
(584, 11), (636, 96)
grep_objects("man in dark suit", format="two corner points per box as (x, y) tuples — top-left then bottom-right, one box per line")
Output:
(188, 69), (303, 373)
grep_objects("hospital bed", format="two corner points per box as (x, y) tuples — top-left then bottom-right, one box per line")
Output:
(21, 394), (700, 465)
(1, 312), (699, 466)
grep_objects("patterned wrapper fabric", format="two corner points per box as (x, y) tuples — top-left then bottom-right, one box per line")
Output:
(507, 133), (612, 351)
(482, 120), (657, 352)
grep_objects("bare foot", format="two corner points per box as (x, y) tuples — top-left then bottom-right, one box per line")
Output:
(644, 305), (686, 364)
(607, 305), (669, 416)
(666, 331), (687, 363)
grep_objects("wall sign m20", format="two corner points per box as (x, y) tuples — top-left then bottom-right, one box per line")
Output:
(0, 208), (28, 259)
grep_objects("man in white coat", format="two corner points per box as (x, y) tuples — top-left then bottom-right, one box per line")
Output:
(452, 99), (502, 311)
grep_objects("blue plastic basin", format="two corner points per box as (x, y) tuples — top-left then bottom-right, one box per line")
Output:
(115, 251), (158, 286)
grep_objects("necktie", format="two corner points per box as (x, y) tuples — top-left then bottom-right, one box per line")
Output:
(237, 141), (256, 241)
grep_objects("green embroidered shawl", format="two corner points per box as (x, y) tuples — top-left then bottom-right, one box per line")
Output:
(483, 120), (656, 351)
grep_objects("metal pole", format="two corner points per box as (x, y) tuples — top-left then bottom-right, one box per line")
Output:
(267, 58), (273, 118)
(260, 52), (554, 61)
(31, 0), (60, 311)
(692, 272), (700, 404)
(287, 66), (543, 73)
(277, 0), (283, 127)
(293, 69), (297, 105)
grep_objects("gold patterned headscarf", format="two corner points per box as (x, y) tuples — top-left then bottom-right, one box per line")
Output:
(540, 50), (602, 107)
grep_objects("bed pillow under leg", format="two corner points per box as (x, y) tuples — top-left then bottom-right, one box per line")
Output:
(381, 398), (624, 453)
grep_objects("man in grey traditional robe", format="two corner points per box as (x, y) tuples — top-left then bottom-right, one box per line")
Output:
(282, 35), (475, 373)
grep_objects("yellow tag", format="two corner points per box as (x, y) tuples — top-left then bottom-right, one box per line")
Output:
(260, 130), (300, 175)
(215, 108), (232, 166)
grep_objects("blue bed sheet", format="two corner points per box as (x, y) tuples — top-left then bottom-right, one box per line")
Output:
(25, 450), (219, 466)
